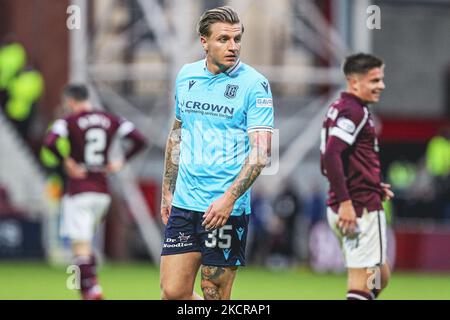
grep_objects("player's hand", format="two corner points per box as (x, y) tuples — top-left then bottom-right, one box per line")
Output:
(337, 200), (358, 238)
(380, 182), (395, 201)
(64, 158), (87, 179)
(106, 160), (124, 173)
(161, 192), (173, 225)
(202, 193), (234, 231)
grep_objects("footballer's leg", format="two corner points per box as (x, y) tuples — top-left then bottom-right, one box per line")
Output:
(72, 241), (103, 300)
(347, 262), (390, 300)
(160, 206), (203, 300)
(201, 265), (237, 300)
(73, 241), (92, 256)
(347, 267), (373, 299)
(199, 214), (249, 300)
(160, 252), (203, 300)
(380, 262), (391, 290)
(63, 193), (110, 300)
(357, 263), (391, 299)
(341, 209), (389, 300)
(374, 262), (391, 298)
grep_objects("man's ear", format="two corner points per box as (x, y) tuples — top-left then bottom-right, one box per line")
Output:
(200, 36), (208, 52)
(347, 74), (359, 92)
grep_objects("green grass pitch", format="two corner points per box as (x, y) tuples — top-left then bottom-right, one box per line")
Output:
(0, 262), (449, 300)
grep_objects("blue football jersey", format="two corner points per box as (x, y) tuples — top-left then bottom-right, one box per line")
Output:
(171, 59), (274, 216)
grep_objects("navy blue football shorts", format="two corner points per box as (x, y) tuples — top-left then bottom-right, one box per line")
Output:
(161, 206), (249, 267)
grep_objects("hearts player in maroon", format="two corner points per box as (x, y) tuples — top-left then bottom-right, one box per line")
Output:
(44, 84), (146, 300)
(320, 53), (394, 300)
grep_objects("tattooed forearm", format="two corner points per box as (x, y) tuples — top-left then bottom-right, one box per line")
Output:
(162, 120), (182, 197)
(228, 131), (272, 200)
(230, 158), (263, 198)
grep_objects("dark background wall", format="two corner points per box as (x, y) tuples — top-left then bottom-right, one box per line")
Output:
(0, 0), (69, 121)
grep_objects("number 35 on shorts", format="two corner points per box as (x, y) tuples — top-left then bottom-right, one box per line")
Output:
(205, 225), (232, 249)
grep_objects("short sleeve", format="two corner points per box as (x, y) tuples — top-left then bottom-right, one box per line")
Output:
(174, 68), (184, 122)
(117, 117), (136, 137)
(50, 119), (68, 137)
(329, 106), (368, 145)
(174, 92), (181, 122)
(246, 79), (274, 133)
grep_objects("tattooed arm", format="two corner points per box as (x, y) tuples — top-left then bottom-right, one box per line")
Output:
(202, 131), (272, 230)
(161, 119), (182, 225)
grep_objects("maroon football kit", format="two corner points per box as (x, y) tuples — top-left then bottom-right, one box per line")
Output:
(44, 110), (146, 195)
(320, 92), (384, 217)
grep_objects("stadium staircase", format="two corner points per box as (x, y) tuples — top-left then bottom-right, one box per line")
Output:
(0, 110), (53, 218)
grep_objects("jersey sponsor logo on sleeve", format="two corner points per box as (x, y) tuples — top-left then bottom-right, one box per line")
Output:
(327, 107), (338, 121)
(256, 98), (273, 108)
(336, 117), (356, 133)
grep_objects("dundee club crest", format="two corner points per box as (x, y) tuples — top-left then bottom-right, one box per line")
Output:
(224, 84), (239, 99)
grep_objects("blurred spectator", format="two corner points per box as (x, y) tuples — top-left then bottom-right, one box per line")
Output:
(0, 40), (26, 94)
(269, 182), (302, 266)
(388, 127), (450, 222)
(388, 159), (438, 220)
(247, 187), (274, 265)
(0, 38), (44, 140)
(388, 160), (416, 192)
(426, 127), (450, 177)
(0, 39), (25, 111)
(425, 127), (450, 222)
(4, 67), (44, 139)
(303, 182), (326, 229)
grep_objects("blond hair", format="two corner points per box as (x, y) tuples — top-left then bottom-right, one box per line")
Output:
(197, 6), (244, 37)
